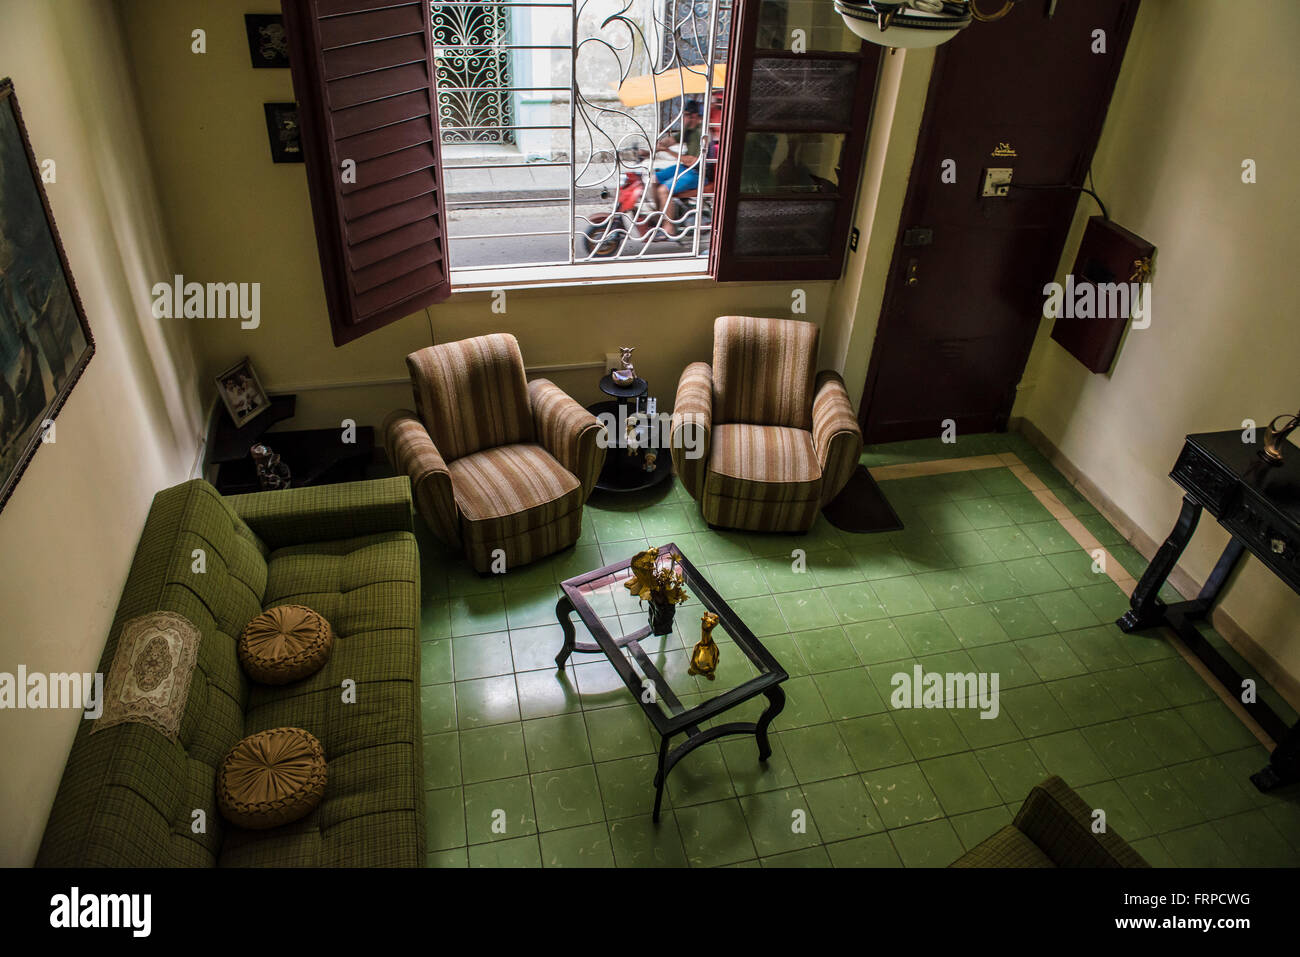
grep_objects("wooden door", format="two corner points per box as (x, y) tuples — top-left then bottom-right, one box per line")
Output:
(859, 0), (1140, 442)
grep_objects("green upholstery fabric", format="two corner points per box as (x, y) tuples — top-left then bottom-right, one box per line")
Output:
(951, 776), (1150, 868)
(36, 478), (424, 868)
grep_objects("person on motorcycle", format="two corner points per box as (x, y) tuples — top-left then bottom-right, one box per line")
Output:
(649, 100), (703, 240)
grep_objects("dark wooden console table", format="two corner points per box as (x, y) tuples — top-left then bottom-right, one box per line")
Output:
(1118, 430), (1300, 791)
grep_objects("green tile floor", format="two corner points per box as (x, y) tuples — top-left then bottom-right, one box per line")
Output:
(414, 432), (1300, 867)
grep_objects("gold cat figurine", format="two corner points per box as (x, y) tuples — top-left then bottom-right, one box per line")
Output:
(688, 612), (721, 680)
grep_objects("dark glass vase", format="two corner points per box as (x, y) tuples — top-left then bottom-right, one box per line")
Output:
(647, 601), (676, 637)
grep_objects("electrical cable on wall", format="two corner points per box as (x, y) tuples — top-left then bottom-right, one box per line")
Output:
(1007, 179), (1110, 221)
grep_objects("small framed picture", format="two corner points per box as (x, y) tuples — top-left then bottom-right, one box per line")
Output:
(245, 14), (290, 68)
(263, 102), (303, 163)
(216, 357), (270, 428)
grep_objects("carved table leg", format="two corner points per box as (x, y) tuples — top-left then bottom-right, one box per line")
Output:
(554, 595), (577, 670)
(755, 685), (786, 762)
(1117, 495), (1202, 633)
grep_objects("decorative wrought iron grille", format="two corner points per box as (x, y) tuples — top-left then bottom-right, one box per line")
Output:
(431, 2), (515, 144)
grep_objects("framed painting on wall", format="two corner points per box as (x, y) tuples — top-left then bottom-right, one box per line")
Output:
(245, 14), (290, 68)
(263, 102), (303, 163)
(0, 77), (95, 515)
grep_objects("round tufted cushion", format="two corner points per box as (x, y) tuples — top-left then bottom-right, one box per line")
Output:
(238, 604), (333, 685)
(217, 727), (328, 830)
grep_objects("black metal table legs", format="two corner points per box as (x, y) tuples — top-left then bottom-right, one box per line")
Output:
(1118, 495), (1202, 633)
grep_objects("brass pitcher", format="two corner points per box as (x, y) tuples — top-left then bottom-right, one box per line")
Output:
(688, 612), (721, 680)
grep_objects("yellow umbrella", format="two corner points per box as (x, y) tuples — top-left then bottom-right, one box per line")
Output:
(616, 64), (726, 107)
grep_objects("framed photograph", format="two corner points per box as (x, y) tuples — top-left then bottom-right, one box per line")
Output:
(263, 102), (303, 164)
(0, 78), (96, 515)
(245, 14), (290, 69)
(215, 357), (270, 429)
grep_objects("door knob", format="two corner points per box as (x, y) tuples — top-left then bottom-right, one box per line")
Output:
(905, 258), (920, 286)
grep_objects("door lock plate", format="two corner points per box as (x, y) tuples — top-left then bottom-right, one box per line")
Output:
(982, 168), (1013, 197)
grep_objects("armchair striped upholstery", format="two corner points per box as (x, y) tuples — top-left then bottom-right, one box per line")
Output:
(384, 333), (604, 572)
(670, 316), (863, 533)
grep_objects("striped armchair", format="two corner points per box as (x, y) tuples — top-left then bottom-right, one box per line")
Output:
(383, 333), (604, 573)
(670, 316), (863, 533)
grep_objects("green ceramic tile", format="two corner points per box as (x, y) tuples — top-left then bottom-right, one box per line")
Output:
(1078, 512), (1124, 546)
(962, 563), (1024, 602)
(1027, 729), (1109, 786)
(1129, 837), (1176, 868)
(705, 562), (770, 601)
(976, 741), (1049, 803)
(894, 612), (963, 655)
(425, 786), (467, 851)
(862, 762), (943, 829)
(812, 667), (886, 720)
(607, 812), (689, 867)
(773, 675), (831, 728)
(893, 532), (957, 573)
(966, 642), (1037, 690)
(872, 576), (936, 617)
(1032, 590), (1100, 631)
(460, 722), (529, 784)
(522, 712), (593, 772)
(956, 497), (1014, 530)
(996, 493), (1054, 525)
(801, 776), (884, 841)
(919, 752), (1001, 815)
(844, 619), (913, 664)
(937, 470), (992, 501)
(760, 634), (810, 677)
(426, 848), (468, 868)
(761, 846), (833, 867)
(595, 754), (663, 820)
(1213, 810), (1297, 867)
(504, 584), (561, 630)
(977, 526), (1041, 562)
(1100, 666), (1172, 716)
(973, 468), (1026, 497)
(1018, 521), (1081, 555)
(455, 675), (521, 728)
(1081, 718), (1163, 778)
(422, 682), (458, 733)
(807, 546), (869, 588)
(1176, 701), (1259, 753)
(468, 835), (542, 867)
(890, 707), (969, 760)
(1166, 757), (1259, 820)
(791, 626), (860, 672)
(1117, 769), (1204, 832)
(1016, 632), (1089, 681)
(757, 553), (816, 594)
(1076, 580), (1132, 621)
(826, 833), (904, 867)
(589, 508), (645, 543)
(422, 599), (451, 640)
(774, 589), (840, 631)
(823, 582), (889, 623)
(914, 569), (982, 610)
(539, 822), (616, 867)
(1045, 674), (1122, 727)
(847, 541), (913, 581)
(449, 592), (509, 637)
(1046, 550), (1111, 589)
(1064, 624), (1134, 671)
(1004, 557), (1071, 596)
(1139, 657), (1217, 707)
(666, 743), (735, 806)
(1077, 780), (1152, 842)
(531, 765), (605, 831)
(986, 597), (1056, 640)
(941, 604), (1011, 649)
(937, 530), (1000, 567)
(452, 631), (514, 681)
(779, 722), (857, 782)
(675, 799), (758, 867)
(1114, 627), (1178, 663)
(948, 706), (1022, 749)
(950, 805), (1014, 850)
(583, 704), (655, 762)
(889, 819), (965, 868)
(463, 775), (536, 844)
(740, 786), (823, 855)
(424, 732), (462, 788)
(720, 734), (800, 796)
(837, 713), (914, 772)
(514, 668), (583, 720)
(728, 595), (790, 637)
(421, 638), (453, 686)
(1158, 823), (1239, 867)
(917, 501), (975, 535)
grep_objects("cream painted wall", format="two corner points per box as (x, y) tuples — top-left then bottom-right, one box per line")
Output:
(117, 0), (843, 429)
(1014, 0), (1300, 689)
(0, 0), (203, 863)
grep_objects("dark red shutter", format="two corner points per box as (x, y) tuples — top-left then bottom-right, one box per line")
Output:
(282, 0), (450, 346)
(711, 0), (882, 282)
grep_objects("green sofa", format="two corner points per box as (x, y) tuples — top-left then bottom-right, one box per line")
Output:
(37, 477), (425, 867)
(950, 776), (1149, 867)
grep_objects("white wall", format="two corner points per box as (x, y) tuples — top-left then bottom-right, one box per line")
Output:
(0, 0), (203, 864)
(1014, 0), (1300, 693)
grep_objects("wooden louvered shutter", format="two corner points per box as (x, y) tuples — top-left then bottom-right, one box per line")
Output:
(282, 0), (450, 346)
(710, 0), (882, 282)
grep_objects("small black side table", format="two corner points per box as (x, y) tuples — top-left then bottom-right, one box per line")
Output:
(1118, 430), (1300, 791)
(207, 393), (376, 494)
(588, 374), (672, 493)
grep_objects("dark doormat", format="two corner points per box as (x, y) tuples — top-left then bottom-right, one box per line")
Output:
(822, 465), (904, 534)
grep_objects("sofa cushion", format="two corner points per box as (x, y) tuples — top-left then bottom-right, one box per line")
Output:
(707, 424), (822, 496)
(449, 442), (582, 540)
(406, 333), (535, 462)
(217, 727), (328, 829)
(238, 604), (334, 685)
(712, 315), (819, 430)
(950, 825), (1057, 868)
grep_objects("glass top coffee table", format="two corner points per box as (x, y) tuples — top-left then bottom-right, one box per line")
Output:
(554, 543), (788, 821)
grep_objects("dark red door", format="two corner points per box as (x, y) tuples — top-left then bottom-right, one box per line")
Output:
(860, 0), (1140, 443)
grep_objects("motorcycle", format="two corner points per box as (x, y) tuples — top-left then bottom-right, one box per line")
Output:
(578, 148), (712, 259)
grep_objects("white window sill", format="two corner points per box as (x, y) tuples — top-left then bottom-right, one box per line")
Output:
(450, 258), (712, 293)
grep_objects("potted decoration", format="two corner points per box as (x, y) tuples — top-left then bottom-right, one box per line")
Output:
(623, 546), (688, 636)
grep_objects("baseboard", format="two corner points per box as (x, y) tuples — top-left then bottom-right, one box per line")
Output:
(1013, 417), (1300, 713)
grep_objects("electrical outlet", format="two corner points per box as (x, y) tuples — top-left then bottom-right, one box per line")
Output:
(982, 167), (1013, 197)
